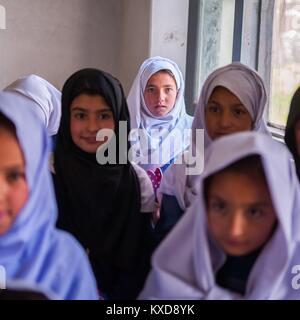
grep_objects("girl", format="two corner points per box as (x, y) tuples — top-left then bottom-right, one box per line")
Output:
(0, 91), (98, 300)
(156, 62), (270, 242)
(53, 68), (155, 299)
(285, 87), (300, 180)
(140, 132), (300, 299)
(4, 74), (61, 136)
(127, 56), (193, 173)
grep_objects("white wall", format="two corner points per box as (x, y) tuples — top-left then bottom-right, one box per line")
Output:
(0, 0), (122, 90)
(0, 0), (189, 93)
(118, 0), (189, 93)
(150, 0), (189, 77)
(118, 0), (151, 94)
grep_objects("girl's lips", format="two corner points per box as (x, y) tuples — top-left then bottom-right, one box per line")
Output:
(225, 239), (247, 247)
(155, 105), (167, 109)
(214, 132), (229, 137)
(82, 137), (98, 144)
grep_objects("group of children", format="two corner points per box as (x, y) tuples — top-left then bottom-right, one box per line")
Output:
(0, 55), (299, 300)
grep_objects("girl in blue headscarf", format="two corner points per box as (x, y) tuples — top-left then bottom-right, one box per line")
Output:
(0, 91), (98, 300)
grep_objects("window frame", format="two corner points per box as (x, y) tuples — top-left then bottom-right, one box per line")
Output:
(186, 0), (286, 140)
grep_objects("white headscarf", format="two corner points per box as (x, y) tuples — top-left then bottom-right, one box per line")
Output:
(192, 61), (269, 149)
(127, 56), (193, 170)
(140, 132), (300, 300)
(4, 74), (61, 136)
(159, 62), (270, 209)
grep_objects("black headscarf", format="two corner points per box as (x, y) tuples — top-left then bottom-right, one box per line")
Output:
(285, 87), (300, 179)
(53, 69), (150, 297)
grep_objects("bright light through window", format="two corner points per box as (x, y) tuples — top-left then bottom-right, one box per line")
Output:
(269, 0), (300, 128)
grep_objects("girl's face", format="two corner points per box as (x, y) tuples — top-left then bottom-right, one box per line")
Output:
(205, 86), (253, 140)
(144, 71), (178, 117)
(0, 128), (29, 235)
(206, 170), (277, 256)
(294, 118), (300, 158)
(70, 94), (115, 153)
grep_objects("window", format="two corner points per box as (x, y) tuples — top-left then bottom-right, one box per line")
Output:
(186, 0), (300, 139)
(268, 0), (300, 130)
(185, 0), (235, 114)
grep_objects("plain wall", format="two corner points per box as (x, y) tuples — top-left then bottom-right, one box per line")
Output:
(0, 0), (189, 93)
(118, 0), (151, 94)
(150, 0), (189, 77)
(0, 0), (122, 90)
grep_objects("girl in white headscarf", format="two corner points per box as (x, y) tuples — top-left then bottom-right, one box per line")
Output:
(140, 131), (300, 300)
(155, 62), (270, 243)
(4, 74), (61, 136)
(127, 56), (193, 173)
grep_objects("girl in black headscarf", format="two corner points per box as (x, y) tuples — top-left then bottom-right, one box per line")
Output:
(285, 87), (300, 180)
(53, 68), (153, 299)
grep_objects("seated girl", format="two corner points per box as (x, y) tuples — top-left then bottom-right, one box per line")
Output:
(156, 62), (270, 243)
(53, 68), (155, 299)
(127, 56), (193, 180)
(140, 131), (300, 299)
(0, 91), (98, 300)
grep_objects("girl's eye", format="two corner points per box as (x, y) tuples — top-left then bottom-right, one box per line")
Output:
(99, 113), (112, 120)
(74, 112), (86, 120)
(146, 87), (155, 94)
(207, 105), (220, 113)
(165, 87), (174, 93)
(233, 108), (247, 116)
(7, 170), (25, 183)
(210, 200), (227, 213)
(247, 207), (263, 218)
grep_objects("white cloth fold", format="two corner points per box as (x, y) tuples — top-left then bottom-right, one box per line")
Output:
(140, 132), (300, 300)
(5, 74), (61, 136)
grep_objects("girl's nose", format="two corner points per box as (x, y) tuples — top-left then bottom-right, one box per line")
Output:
(87, 117), (100, 133)
(219, 111), (232, 129)
(228, 213), (246, 239)
(157, 91), (166, 104)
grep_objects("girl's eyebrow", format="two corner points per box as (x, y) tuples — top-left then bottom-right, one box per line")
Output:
(71, 107), (88, 112)
(207, 101), (245, 108)
(206, 100), (220, 104)
(208, 194), (271, 208)
(95, 108), (113, 113)
(0, 164), (24, 171)
(208, 194), (224, 201)
(71, 107), (112, 113)
(230, 103), (246, 108)
(146, 84), (176, 88)
(246, 202), (271, 207)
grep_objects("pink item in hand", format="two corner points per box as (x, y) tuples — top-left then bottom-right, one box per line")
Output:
(146, 167), (163, 198)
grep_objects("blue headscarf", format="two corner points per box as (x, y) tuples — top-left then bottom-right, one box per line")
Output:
(0, 91), (99, 300)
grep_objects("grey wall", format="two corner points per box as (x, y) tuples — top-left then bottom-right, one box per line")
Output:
(118, 0), (151, 94)
(150, 0), (189, 77)
(0, 0), (188, 95)
(0, 0), (122, 90)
